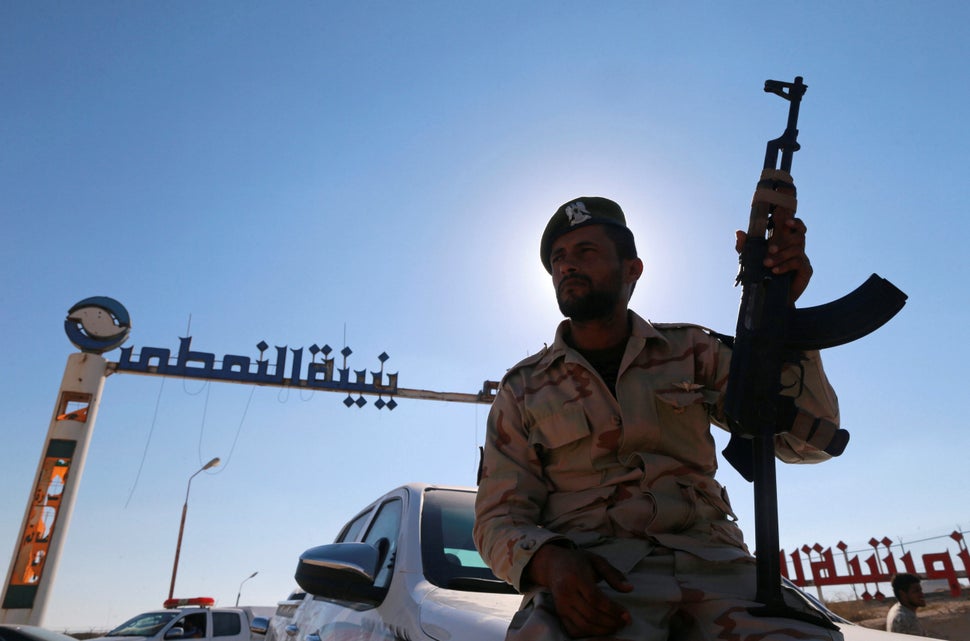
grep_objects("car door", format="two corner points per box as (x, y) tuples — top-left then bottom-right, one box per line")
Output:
(212, 611), (247, 641)
(169, 611), (207, 639)
(302, 494), (408, 641)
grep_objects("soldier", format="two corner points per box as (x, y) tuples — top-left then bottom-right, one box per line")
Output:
(474, 195), (845, 640)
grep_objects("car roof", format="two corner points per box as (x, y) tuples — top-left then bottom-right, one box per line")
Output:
(360, 483), (476, 509)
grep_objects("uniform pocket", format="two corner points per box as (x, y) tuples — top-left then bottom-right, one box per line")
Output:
(527, 407), (593, 491)
(707, 519), (749, 551)
(528, 406), (590, 449)
(653, 388), (719, 470)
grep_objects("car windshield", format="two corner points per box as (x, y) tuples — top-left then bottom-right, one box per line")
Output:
(421, 488), (516, 594)
(106, 611), (179, 637)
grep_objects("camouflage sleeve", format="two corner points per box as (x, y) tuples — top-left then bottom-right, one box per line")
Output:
(473, 379), (570, 591)
(707, 332), (842, 463)
(774, 349), (842, 463)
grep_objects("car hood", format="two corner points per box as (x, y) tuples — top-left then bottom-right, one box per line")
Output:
(418, 587), (520, 641)
(839, 624), (924, 640)
(417, 591), (915, 641)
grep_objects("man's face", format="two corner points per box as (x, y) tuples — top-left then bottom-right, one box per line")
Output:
(900, 582), (926, 609)
(549, 225), (640, 322)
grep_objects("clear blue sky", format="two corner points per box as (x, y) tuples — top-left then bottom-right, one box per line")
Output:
(2, 2), (967, 631)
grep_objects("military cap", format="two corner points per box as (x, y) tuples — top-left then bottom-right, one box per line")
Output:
(540, 196), (633, 273)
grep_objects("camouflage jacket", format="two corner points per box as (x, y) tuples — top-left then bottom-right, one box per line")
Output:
(473, 311), (841, 591)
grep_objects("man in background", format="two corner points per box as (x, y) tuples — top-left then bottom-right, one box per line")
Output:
(887, 573), (928, 636)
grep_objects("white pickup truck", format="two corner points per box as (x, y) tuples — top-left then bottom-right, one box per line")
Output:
(271, 483), (921, 641)
(89, 598), (274, 641)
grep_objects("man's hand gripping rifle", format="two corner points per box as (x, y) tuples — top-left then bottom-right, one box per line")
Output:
(722, 76), (907, 626)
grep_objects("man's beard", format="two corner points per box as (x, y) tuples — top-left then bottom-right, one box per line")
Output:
(556, 272), (624, 322)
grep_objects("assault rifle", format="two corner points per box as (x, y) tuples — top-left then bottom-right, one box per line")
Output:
(722, 76), (907, 627)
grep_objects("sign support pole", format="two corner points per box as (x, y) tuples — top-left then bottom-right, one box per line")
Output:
(1, 353), (108, 624)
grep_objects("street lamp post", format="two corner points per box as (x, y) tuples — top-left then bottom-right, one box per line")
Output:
(168, 457), (220, 600)
(235, 571), (258, 606)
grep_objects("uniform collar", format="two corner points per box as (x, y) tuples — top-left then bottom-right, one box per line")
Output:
(533, 310), (669, 373)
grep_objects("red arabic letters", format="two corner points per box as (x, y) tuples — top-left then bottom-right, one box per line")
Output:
(779, 531), (968, 599)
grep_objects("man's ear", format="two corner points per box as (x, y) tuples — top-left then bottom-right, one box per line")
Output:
(625, 257), (644, 284)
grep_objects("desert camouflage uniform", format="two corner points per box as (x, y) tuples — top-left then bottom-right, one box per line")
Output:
(474, 311), (844, 640)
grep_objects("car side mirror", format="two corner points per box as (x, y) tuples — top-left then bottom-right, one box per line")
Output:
(294, 541), (387, 606)
(249, 616), (269, 636)
(164, 628), (185, 640)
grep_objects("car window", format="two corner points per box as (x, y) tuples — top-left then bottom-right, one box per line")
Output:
(362, 497), (403, 589)
(173, 613), (207, 638)
(336, 508), (373, 543)
(421, 489), (515, 593)
(212, 612), (241, 637)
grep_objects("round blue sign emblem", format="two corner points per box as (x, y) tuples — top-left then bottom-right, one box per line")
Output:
(65, 297), (131, 353)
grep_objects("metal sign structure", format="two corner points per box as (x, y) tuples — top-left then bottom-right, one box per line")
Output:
(108, 336), (497, 405)
(0, 297), (496, 624)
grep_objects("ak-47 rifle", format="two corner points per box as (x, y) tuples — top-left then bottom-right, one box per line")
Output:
(722, 76), (907, 627)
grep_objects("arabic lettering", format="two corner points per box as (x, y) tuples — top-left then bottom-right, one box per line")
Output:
(116, 336), (398, 407)
(780, 531), (969, 598)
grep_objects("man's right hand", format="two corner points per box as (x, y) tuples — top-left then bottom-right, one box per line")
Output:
(526, 543), (633, 638)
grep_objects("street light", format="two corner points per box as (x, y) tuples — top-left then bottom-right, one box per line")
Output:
(235, 571), (258, 606)
(168, 457), (220, 600)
